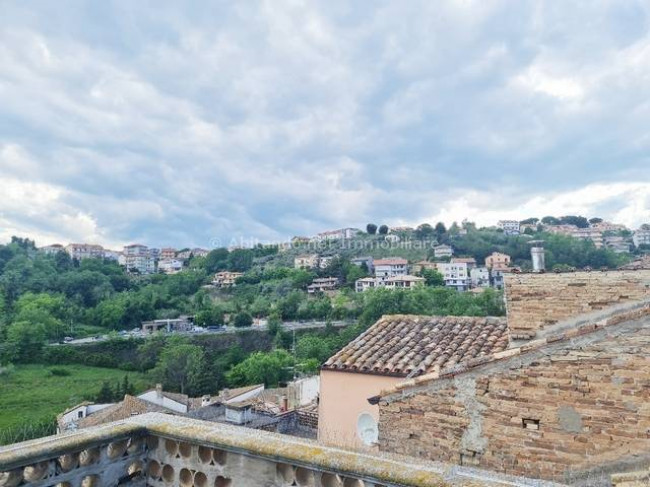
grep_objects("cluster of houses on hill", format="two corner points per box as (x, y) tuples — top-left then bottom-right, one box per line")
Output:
(293, 250), (514, 293)
(498, 219), (649, 253)
(39, 243), (209, 275)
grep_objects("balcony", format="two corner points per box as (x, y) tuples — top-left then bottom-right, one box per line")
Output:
(0, 413), (561, 487)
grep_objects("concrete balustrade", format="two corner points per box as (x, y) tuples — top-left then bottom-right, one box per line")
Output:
(0, 413), (564, 487)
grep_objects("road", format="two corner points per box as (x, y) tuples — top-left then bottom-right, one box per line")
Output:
(51, 320), (353, 346)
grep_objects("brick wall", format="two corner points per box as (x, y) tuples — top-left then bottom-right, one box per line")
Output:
(378, 316), (650, 483)
(505, 270), (650, 339)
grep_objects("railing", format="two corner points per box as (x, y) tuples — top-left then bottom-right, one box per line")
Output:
(0, 413), (565, 487)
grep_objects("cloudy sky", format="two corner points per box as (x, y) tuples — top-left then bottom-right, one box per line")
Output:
(1, 0), (650, 249)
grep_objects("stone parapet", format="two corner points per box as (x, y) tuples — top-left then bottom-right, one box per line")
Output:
(0, 413), (564, 487)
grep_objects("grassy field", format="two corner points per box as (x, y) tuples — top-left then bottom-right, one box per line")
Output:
(0, 364), (152, 430)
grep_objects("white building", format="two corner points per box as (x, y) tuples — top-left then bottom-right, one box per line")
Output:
(355, 275), (424, 292)
(603, 236), (630, 254)
(470, 267), (490, 288)
(158, 259), (184, 274)
(450, 257), (477, 270)
(433, 244), (453, 259)
(102, 249), (122, 261)
(39, 244), (65, 255)
(436, 262), (470, 291)
(383, 275), (425, 290)
(160, 248), (177, 260)
(65, 243), (105, 260)
(571, 228), (604, 248)
(355, 277), (380, 292)
(374, 258), (408, 280)
(312, 228), (361, 242)
(497, 220), (520, 235)
(633, 228), (650, 248)
(307, 277), (339, 294)
(294, 254), (320, 269)
(121, 244), (155, 274)
(212, 271), (243, 288)
(350, 256), (374, 273)
(137, 385), (189, 413)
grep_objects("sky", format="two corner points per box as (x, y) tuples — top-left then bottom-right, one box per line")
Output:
(1, 0), (649, 249)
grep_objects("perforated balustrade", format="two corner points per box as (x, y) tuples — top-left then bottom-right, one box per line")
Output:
(0, 413), (563, 487)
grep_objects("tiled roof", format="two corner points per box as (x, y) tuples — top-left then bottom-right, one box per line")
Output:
(77, 395), (175, 429)
(374, 258), (408, 266)
(381, 301), (650, 398)
(322, 314), (508, 377)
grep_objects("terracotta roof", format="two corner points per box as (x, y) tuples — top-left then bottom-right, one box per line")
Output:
(77, 395), (176, 429)
(380, 301), (650, 398)
(322, 314), (508, 377)
(374, 258), (408, 266)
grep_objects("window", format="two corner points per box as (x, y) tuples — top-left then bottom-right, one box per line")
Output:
(522, 418), (540, 430)
(77, 411), (83, 419)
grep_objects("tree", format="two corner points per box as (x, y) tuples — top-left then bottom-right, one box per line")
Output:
(96, 381), (115, 403)
(227, 249), (254, 272)
(152, 341), (206, 394)
(520, 218), (539, 225)
(267, 313), (283, 336)
(541, 216), (560, 225)
(195, 306), (224, 327)
(378, 225), (389, 235)
(588, 217), (603, 224)
(4, 321), (46, 363)
(226, 350), (294, 387)
(415, 223), (434, 240)
(559, 215), (589, 228)
(277, 291), (303, 320)
(366, 223), (377, 235)
(434, 222), (447, 239)
(420, 268), (444, 287)
(122, 374), (135, 396)
(203, 248), (229, 273)
(233, 311), (253, 328)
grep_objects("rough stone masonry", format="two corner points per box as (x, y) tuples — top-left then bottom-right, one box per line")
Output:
(504, 270), (650, 339)
(378, 298), (650, 485)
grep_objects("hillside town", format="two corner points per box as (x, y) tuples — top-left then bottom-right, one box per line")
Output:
(34, 219), (650, 299)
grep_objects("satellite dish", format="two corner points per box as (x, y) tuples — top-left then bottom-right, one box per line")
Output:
(357, 413), (378, 446)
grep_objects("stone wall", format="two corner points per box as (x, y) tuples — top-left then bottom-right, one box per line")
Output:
(0, 412), (561, 487)
(378, 315), (650, 484)
(504, 270), (650, 339)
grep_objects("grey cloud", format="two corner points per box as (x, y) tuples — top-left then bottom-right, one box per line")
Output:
(1, 1), (650, 247)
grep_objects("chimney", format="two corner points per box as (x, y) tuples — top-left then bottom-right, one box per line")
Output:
(155, 383), (163, 399)
(529, 241), (546, 272)
(280, 395), (288, 412)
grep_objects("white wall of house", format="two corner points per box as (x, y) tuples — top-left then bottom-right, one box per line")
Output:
(224, 385), (264, 405)
(291, 376), (320, 407)
(137, 391), (187, 413)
